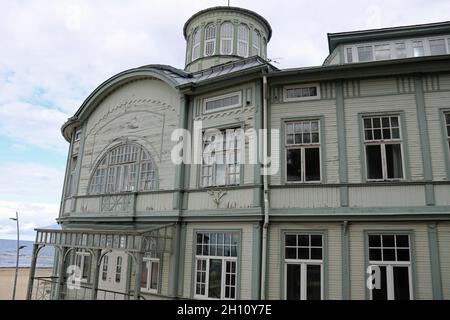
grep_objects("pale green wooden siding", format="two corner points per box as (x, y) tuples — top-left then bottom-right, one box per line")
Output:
(267, 223), (342, 300)
(270, 187), (340, 209)
(187, 188), (254, 210)
(344, 94), (423, 183)
(435, 185), (450, 206)
(438, 222), (450, 299)
(359, 78), (398, 96)
(425, 90), (450, 181)
(439, 74), (450, 91)
(348, 185), (426, 207)
(270, 99), (339, 185)
(78, 79), (181, 195)
(182, 223), (253, 299)
(349, 222), (432, 300)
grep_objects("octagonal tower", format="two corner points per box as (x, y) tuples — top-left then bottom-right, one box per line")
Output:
(183, 6), (272, 72)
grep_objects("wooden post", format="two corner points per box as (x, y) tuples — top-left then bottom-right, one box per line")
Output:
(55, 247), (68, 300)
(90, 249), (102, 300)
(26, 244), (39, 300)
(133, 252), (143, 300)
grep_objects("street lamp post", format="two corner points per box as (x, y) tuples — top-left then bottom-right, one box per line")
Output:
(9, 212), (26, 300)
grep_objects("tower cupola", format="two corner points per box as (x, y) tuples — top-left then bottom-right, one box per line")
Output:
(183, 6), (272, 72)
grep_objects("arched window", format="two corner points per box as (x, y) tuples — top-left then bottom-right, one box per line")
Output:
(252, 30), (261, 56)
(192, 28), (201, 61)
(89, 143), (157, 194)
(220, 22), (234, 55)
(237, 24), (249, 57)
(204, 23), (216, 56)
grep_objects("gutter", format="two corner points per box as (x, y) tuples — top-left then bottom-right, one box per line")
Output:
(260, 73), (270, 299)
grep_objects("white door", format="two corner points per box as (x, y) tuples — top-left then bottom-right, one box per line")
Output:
(98, 251), (128, 300)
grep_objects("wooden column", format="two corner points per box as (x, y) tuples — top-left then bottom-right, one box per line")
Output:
(90, 249), (102, 300)
(133, 252), (143, 300)
(55, 247), (68, 300)
(26, 244), (39, 300)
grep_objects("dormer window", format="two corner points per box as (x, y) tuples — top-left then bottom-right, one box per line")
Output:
(395, 42), (407, 58)
(204, 24), (216, 56)
(412, 41), (424, 57)
(429, 39), (446, 55)
(358, 46), (373, 62)
(237, 24), (249, 57)
(375, 44), (391, 60)
(220, 22), (233, 55)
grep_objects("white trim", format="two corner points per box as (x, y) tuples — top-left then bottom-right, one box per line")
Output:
(203, 91), (242, 114)
(74, 129), (82, 142)
(283, 83), (321, 102)
(220, 22), (234, 55)
(140, 257), (160, 294)
(204, 23), (216, 57)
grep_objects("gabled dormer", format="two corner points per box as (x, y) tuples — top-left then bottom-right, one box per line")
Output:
(324, 21), (450, 65)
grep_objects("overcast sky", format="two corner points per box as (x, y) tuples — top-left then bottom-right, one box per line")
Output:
(0, 0), (449, 240)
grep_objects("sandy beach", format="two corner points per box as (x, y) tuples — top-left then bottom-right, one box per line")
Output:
(0, 268), (52, 300)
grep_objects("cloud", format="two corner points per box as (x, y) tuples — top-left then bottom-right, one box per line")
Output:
(0, 201), (60, 241)
(0, 102), (69, 152)
(0, 162), (65, 203)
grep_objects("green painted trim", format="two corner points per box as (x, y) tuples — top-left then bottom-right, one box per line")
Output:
(177, 223), (187, 296)
(335, 80), (349, 207)
(251, 223), (262, 299)
(71, 123), (87, 213)
(341, 222), (350, 300)
(254, 80), (263, 207)
(173, 97), (189, 210)
(279, 229), (329, 300)
(338, 45), (345, 65)
(59, 129), (75, 218)
(269, 205), (450, 215)
(414, 76), (435, 205)
(427, 222), (443, 299)
(363, 229), (417, 300)
(357, 111), (411, 182)
(439, 110), (450, 180)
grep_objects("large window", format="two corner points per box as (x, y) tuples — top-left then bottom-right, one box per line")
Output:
(363, 116), (404, 181)
(237, 24), (249, 57)
(201, 128), (242, 187)
(75, 251), (91, 282)
(429, 38), (447, 55)
(89, 144), (157, 194)
(194, 232), (238, 300)
(204, 24), (216, 56)
(358, 46), (373, 62)
(220, 22), (233, 55)
(285, 120), (321, 183)
(204, 92), (242, 113)
(192, 28), (201, 61)
(445, 112), (450, 152)
(284, 84), (320, 101)
(368, 234), (412, 300)
(285, 233), (323, 300)
(141, 254), (160, 294)
(115, 256), (122, 283)
(252, 30), (261, 56)
(101, 255), (109, 281)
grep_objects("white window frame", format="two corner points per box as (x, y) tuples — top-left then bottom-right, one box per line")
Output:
(74, 129), (82, 142)
(141, 257), (160, 294)
(220, 22), (234, 55)
(284, 120), (321, 184)
(362, 115), (405, 182)
(284, 233), (324, 300)
(368, 234), (413, 300)
(115, 256), (122, 283)
(252, 29), (261, 56)
(283, 83), (321, 102)
(428, 36), (450, 56)
(237, 24), (249, 58)
(101, 255), (108, 281)
(75, 251), (91, 283)
(204, 23), (216, 57)
(203, 91), (242, 114)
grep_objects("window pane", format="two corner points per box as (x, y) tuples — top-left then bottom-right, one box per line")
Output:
(385, 144), (403, 179)
(298, 248), (309, 260)
(369, 249), (382, 261)
(396, 43), (407, 58)
(83, 255), (91, 279)
(208, 259), (222, 299)
(383, 235), (395, 247)
(393, 266), (410, 300)
(397, 249), (410, 262)
(305, 148), (320, 182)
(286, 264), (301, 300)
(372, 266), (388, 300)
(286, 149), (302, 182)
(286, 235), (297, 246)
(306, 264), (321, 300)
(413, 41), (424, 57)
(310, 235), (322, 247)
(358, 46), (373, 62)
(150, 262), (159, 290)
(298, 235), (309, 246)
(311, 248), (322, 260)
(369, 235), (381, 247)
(375, 44), (391, 60)
(286, 247), (297, 259)
(141, 262), (148, 289)
(346, 48), (353, 63)
(396, 235), (409, 248)
(366, 145), (383, 179)
(429, 39), (446, 55)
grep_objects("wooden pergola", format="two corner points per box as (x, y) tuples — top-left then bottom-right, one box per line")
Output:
(26, 224), (175, 300)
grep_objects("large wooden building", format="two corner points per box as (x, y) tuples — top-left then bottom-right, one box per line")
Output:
(28, 6), (450, 300)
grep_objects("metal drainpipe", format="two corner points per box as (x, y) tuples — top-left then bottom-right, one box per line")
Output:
(260, 74), (269, 300)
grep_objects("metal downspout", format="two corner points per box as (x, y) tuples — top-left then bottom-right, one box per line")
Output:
(260, 74), (269, 299)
